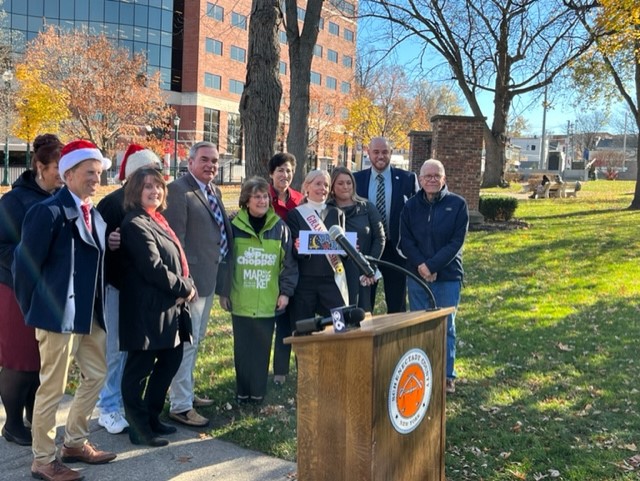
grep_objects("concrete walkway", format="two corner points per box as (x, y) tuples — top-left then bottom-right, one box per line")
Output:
(0, 395), (297, 481)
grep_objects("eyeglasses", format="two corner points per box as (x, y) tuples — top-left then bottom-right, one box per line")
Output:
(419, 174), (442, 181)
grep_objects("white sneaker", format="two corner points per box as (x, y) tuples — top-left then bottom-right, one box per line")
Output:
(98, 411), (129, 434)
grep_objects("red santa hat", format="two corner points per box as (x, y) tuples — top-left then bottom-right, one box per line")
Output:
(118, 144), (162, 181)
(59, 140), (111, 178)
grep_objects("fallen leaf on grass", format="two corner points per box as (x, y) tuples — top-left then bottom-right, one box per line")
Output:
(511, 421), (523, 432)
(615, 454), (640, 472)
(556, 342), (573, 351)
(622, 443), (638, 451)
(177, 455), (193, 463)
(499, 451), (511, 459)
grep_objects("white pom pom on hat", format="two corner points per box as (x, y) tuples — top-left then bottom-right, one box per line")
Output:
(118, 144), (162, 181)
(59, 139), (111, 178)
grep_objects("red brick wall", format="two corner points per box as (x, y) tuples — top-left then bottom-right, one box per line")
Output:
(409, 116), (484, 211)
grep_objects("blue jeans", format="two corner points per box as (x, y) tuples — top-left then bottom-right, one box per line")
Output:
(96, 285), (126, 414)
(408, 278), (461, 380)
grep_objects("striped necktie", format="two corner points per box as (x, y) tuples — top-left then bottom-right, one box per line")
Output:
(205, 185), (229, 258)
(375, 173), (387, 230)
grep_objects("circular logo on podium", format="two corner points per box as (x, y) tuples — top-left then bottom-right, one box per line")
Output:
(388, 348), (432, 434)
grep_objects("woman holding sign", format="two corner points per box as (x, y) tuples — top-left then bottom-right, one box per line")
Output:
(287, 169), (347, 328)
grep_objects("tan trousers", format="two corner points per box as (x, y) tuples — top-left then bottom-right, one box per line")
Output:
(32, 321), (107, 465)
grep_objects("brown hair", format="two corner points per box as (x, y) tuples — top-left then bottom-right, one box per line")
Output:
(32, 134), (63, 171)
(329, 166), (366, 203)
(123, 167), (168, 212)
(238, 176), (270, 209)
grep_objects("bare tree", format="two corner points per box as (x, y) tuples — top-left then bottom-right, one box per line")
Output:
(240, 0), (283, 179)
(574, 110), (610, 156)
(359, 0), (594, 186)
(283, 0), (324, 188)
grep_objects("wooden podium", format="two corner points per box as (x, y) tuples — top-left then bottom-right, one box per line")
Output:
(285, 308), (453, 481)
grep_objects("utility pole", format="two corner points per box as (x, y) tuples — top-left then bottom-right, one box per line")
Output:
(540, 84), (549, 169)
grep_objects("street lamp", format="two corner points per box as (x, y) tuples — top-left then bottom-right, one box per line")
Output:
(2, 69), (13, 187)
(172, 114), (180, 179)
(343, 131), (348, 167)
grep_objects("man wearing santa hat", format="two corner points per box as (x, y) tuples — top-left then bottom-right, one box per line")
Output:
(13, 140), (117, 481)
(95, 144), (162, 435)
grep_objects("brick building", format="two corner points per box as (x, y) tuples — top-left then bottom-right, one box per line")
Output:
(3, 0), (357, 169)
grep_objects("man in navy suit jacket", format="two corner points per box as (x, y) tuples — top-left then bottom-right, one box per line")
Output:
(353, 137), (419, 313)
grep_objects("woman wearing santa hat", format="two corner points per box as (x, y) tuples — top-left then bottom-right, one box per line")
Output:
(95, 144), (162, 436)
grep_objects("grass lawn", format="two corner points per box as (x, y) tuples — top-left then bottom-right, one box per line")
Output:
(191, 179), (640, 480)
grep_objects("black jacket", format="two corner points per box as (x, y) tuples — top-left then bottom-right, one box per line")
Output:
(119, 208), (196, 351)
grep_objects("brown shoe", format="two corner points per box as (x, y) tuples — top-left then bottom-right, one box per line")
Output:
(193, 395), (214, 407)
(31, 459), (83, 481)
(168, 408), (209, 427)
(60, 442), (116, 465)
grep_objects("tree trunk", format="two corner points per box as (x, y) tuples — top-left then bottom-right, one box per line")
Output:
(240, 0), (282, 180)
(285, 0), (324, 190)
(628, 54), (640, 210)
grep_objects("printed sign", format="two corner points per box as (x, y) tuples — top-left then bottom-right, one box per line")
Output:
(298, 230), (358, 255)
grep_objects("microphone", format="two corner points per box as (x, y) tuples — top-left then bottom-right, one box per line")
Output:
(295, 306), (366, 335)
(328, 225), (375, 278)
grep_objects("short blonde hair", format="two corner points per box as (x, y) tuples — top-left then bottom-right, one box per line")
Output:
(302, 169), (330, 197)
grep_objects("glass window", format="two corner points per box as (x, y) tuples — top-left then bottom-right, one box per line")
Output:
(12, 0), (27, 14)
(279, 61), (287, 75)
(27, 16), (44, 33)
(161, 8), (172, 31)
(160, 30), (172, 46)
(45, 1), (60, 17)
(324, 104), (334, 116)
(231, 12), (247, 30)
(148, 7), (162, 29)
(318, 18), (324, 30)
(149, 0), (162, 7)
(313, 44), (322, 57)
(28, 0), (44, 16)
(230, 45), (246, 62)
(206, 38), (222, 55)
(310, 71), (321, 85)
(328, 22), (339, 36)
(344, 28), (354, 42)
(341, 81), (351, 94)
(135, 4), (149, 26)
(120, 2), (134, 24)
(327, 49), (338, 63)
(341, 108), (349, 120)
(60, 0), (75, 19)
(279, 30), (287, 44)
(227, 113), (243, 160)
(297, 7), (305, 21)
(119, 24), (134, 40)
(104, 23), (118, 38)
(75, 0), (89, 20)
(326, 76), (337, 90)
(11, 14), (28, 31)
(160, 45), (171, 67)
(134, 27), (148, 42)
(105, 2), (119, 22)
(204, 108), (220, 146)
(342, 55), (353, 68)
(148, 29), (160, 44)
(207, 3), (224, 21)
(147, 43), (160, 65)
(205, 72), (222, 90)
(88, 0), (104, 21)
(229, 79), (244, 95)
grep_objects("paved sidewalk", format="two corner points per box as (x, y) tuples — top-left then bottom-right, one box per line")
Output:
(0, 394), (297, 481)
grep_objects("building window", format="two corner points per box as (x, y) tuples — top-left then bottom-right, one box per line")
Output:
(327, 49), (338, 63)
(319, 18), (324, 30)
(205, 72), (221, 90)
(231, 12), (247, 29)
(341, 108), (349, 120)
(341, 81), (351, 94)
(328, 22), (339, 36)
(310, 71), (321, 85)
(326, 76), (337, 90)
(205, 38), (222, 56)
(344, 28), (354, 42)
(313, 44), (323, 58)
(227, 113), (243, 160)
(230, 45), (246, 62)
(204, 108), (220, 146)
(324, 104), (335, 116)
(342, 55), (353, 68)
(206, 3), (224, 21)
(329, 0), (355, 16)
(279, 61), (287, 75)
(229, 79), (244, 94)
(279, 30), (287, 44)
(297, 7), (306, 21)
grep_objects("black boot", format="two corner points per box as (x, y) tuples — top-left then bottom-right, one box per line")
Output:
(0, 368), (38, 445)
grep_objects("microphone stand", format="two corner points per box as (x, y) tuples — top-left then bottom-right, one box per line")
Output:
(364, 255), (438, 310)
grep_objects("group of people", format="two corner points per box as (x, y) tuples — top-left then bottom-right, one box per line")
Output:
(0, 134), (469, 481)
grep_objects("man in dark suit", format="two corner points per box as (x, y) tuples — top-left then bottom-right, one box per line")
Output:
(164, 141), (233, 427)
(353, 137), (419, 313)
(13, 140), (116, 481)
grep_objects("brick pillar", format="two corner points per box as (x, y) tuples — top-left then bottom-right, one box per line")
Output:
(431, 115), (484, 222)
(408, 131), (432, 174)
